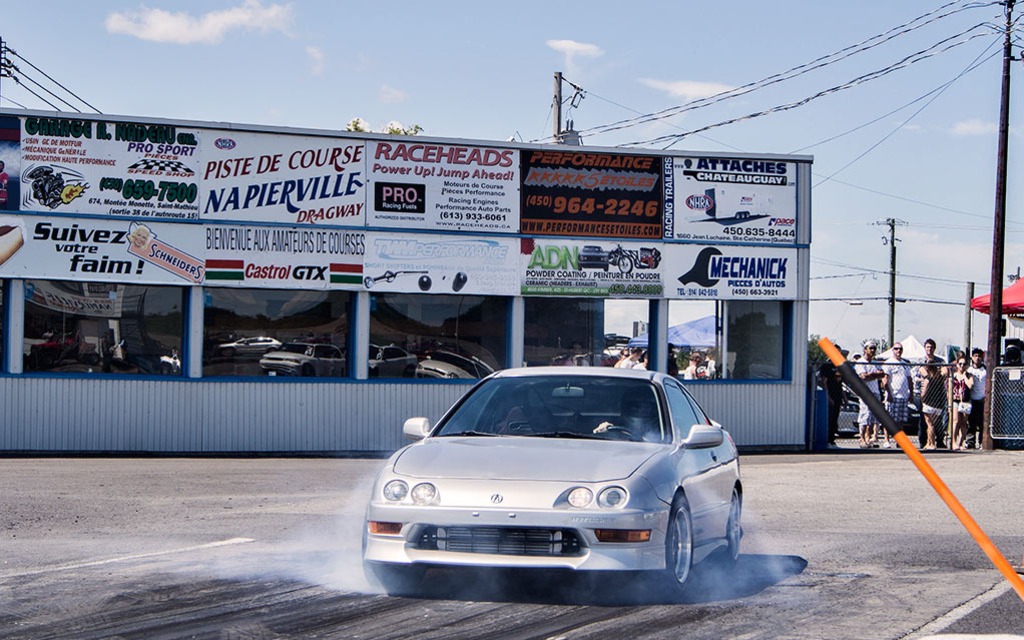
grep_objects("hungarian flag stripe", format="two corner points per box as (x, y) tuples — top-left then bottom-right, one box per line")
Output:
(207, 259), (244, 269)
(330, 262), (362, 285)
(206, 259), (245, 281)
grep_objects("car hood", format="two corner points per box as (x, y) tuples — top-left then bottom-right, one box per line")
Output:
(392, 437), (661, 482)
(261, 352), (307, 362)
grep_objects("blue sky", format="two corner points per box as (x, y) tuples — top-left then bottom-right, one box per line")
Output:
(2, 0), (1021, 353)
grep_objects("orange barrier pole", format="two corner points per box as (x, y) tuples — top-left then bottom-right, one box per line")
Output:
(818, 337), (1024, 602)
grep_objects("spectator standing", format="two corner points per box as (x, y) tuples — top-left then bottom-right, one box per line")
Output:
(966, 348), (987, 449)
(916, 338), (947, 448)
(632, 350), (649, 370)
(949, 353), (974, 450)
(682, 352), (710, 379)
(667, 345), (679, 377)
(919, 361), (947, 450)
(854, 340), (887, 448)
(882, 342), (913, 449)
(818, 344), (847, 447)
(615, 348), (641, 369)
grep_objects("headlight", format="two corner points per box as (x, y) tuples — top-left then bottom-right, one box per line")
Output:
(568, 487), (593, 508)
(597, 486), (628, 508)
(383, 480), (408, 502)
(411, 483), (438, 505)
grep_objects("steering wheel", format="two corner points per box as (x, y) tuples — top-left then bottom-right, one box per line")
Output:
(594, 424), (636, 440)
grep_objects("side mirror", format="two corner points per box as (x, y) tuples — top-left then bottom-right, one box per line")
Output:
(403, 417), (432, 440)
(683, 424), (724, 449)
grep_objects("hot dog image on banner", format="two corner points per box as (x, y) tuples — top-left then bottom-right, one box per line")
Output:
(519, 150), (664, 239)
(667, 243), (798, 300)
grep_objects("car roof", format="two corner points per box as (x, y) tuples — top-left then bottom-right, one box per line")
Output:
(489, 366), (666, 382)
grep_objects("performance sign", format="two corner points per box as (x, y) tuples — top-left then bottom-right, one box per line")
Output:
(15, 115), (201, 220)
(367, 141), (519, 233)
(519, 150), (664, 239)
(664, 156), (797, 245)
(666, 243), (798, 299)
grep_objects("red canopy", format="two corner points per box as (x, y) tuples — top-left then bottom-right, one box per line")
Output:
(971, 278), (1024, 314)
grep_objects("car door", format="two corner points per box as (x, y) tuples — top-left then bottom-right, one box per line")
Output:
(663, 380), (731, 542)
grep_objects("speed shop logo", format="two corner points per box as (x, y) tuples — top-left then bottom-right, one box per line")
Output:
(375, 182), (425, 214)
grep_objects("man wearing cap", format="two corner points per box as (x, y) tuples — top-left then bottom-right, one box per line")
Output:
(966, 348), (986, 449)
(854, 340), (888, 448)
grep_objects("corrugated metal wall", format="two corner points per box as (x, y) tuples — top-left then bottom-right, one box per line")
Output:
(0, 377), (806, 453)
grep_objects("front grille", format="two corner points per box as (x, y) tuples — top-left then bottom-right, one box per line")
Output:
(415, 526), (582, 556)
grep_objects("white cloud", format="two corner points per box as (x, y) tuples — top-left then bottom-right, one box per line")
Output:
(639, 78), (733, 101)
(379, 85), (408, 105)
(951, 118), (996, 136)
(105, 0), (293, 45)
(306, 46), (325, 75)
(546, 39), (603, 74)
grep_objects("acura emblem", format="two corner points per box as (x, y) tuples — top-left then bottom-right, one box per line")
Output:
(490, 493), (503, 504)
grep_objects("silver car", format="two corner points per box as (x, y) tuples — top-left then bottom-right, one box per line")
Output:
(363, 367), (742, 595)
(259, 342), (346, 377)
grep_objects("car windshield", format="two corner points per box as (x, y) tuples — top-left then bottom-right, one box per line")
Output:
(279, 343), (311, 354)
(436, 375), (668, 443)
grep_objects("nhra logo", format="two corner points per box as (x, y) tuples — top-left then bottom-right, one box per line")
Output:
(685, 193), (714, 211)
(214, 138), (237, 150)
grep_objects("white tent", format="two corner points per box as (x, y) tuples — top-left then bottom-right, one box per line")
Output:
(878, 335), (927, 361)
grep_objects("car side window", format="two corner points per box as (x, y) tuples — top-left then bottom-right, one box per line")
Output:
(664, 381), (702, 440)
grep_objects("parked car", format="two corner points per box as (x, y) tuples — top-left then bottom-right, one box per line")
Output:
(363, 367), (742, 595)
(369, 343), (417, 378)
(578, 244), (609, 271)
(216, 336), (282, 358)
(259, 342), (346, 377)
(415, 350), (495, 379)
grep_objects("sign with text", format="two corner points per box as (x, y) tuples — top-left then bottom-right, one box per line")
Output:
(519, 150), (664, 238)
(363, 231), (518, 295)
(664, 156), (797, 245)
(16, 115), (201, 220)
(200, 131), (365, 226)
(665, 243), (798, 299)
(203, 224), (366, 290)
(519, 238), (664, 298)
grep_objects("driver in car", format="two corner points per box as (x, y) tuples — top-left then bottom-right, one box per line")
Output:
(594, 392), (662, 442)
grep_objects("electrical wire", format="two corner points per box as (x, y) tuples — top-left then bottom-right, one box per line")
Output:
(1, 44), (101, 113)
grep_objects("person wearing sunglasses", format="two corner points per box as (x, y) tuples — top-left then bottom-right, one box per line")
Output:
(881, 342), (912, 449)
(950, 352), (975, 451)
(854, 339), (887, 448)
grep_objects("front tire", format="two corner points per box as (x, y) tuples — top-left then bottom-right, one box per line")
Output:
(663, 494), (694, 590)
(725, 488), (742, 564)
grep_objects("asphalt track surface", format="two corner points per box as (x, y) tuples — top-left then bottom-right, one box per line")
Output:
(1, 450), (1023, 639)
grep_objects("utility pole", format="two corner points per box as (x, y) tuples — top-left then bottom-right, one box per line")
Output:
(553, 71), (563, 142)
(983, 0), (1014, 451)
(877, 217), (904, 347)
(965, 282), (975, 354)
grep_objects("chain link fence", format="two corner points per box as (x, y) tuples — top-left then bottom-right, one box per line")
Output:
(990, 366), (1024, 440)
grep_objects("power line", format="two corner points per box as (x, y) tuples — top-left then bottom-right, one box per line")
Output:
(0, 41), (101, 113)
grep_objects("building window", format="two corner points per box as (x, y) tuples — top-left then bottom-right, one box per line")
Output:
(524, 298), (649, 368)
(369, 293), (508, 379)
(724, 300), (788, 380)
(203, 288), (351, 378)
(23, 280), (184, 375)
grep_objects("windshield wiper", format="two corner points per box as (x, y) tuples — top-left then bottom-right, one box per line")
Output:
(438, 430), (498, 437)
(530, 431), (604, 440)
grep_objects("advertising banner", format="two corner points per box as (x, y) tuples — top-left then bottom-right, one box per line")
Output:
(200, 131), (365, 226)
(16, 115), (201, 220)
(520, 238), (664, 297)
(665, 243), (798, 300)
(203, 224), (366, 290)
(519, 149), (664, 239)
(0, 214), (204, 284)
(363, 231), (518, 295)
(664, 156), (797, 244)
(367, 141), (519, 233)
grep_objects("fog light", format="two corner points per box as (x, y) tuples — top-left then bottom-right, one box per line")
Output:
(568, 487), (593, 508)
(368, 521), (403, 536)
(595, 529), (651, 543)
